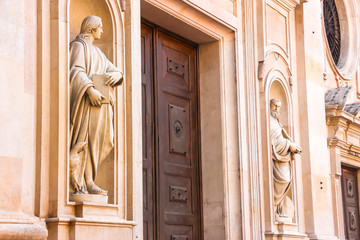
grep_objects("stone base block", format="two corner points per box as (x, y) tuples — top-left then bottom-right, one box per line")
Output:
(265, 231), (309, 240)
(0, 223), (48, 240)
(70, 193), (108, 204)
(276, 216), (293, 224)
(47, 217), (136, 240)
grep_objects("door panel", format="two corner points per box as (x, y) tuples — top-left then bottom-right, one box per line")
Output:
(142, 23), (200, 240)
(341, 166), (360, 240)
(156, 31), (199, 240)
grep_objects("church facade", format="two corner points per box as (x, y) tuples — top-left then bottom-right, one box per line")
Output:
(1, 0), (360, 239)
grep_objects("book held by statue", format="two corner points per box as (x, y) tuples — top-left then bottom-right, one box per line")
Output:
(92, 74), (111, 104)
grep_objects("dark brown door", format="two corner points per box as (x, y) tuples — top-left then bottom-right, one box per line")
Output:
(142, 22), (201, 240)
(142, 23), (155, 240)
(341, 166), (360, 240)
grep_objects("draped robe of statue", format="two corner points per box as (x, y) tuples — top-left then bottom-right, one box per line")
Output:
(270, 114), (293, 216)
(69, 38), (121, 189)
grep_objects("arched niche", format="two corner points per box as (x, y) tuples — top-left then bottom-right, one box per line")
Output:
(68, 0), (119, 204)
(70, 0), (114, 61)
(258, 51), (293, 93)
(260, 68), (298, 228)
(270, 79), (290, 133)
(269, 78), (295, 223)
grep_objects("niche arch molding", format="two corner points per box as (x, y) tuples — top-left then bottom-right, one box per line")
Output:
(67, 0), (126, 206)
(259, 61), (301, 235)
(44, 1), (135, 237)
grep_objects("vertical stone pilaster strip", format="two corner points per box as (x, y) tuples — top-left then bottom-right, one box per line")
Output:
(241, 0), (263, 239)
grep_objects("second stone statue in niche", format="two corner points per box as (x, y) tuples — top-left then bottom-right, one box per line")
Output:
(69, 15), (123, 203)
(270, 99), (302, 223)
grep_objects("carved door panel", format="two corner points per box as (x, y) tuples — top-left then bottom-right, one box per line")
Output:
(156, 31), (200, 240)
(142, 22), (200, 240)
(142, 24), (155, 240)
(341, 166), (360, 240)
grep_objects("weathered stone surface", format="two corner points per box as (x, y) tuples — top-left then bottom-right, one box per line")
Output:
(0, 223), (48, 240)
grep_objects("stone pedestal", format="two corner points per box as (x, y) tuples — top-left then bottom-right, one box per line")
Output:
(275, 216), (293, 224)
(265, 222), (308, 240)
(69, 194), (108, 205)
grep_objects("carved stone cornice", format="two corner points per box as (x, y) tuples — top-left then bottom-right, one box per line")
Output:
(328, 138), (360, 161)
(272, 0), (300, 11)
(327, 107), (360, 149)
(326, 108), (360, 131)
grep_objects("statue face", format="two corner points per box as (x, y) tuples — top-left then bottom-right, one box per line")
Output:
(92, 23), (103, 40)
(270, 101), (281, 117)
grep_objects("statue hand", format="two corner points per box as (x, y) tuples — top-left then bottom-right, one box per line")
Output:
(105, 72), (123, 87)
(289, 143), (302, 155)
(86, 87), (104, 107)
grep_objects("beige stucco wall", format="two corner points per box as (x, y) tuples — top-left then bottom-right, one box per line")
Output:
(0, 0), (48, 239)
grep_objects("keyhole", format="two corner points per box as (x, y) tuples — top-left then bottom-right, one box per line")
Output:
(175, 126), (181, 134)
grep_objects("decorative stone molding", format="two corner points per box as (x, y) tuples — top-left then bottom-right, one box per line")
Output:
(326, 106), (360, 152)
(328, 138), (360, 162)
(265, 231), (308, 239)
(46, 217), (135, 238)
(258, 52), (292, 93)
(321, 0), (360, 80)
(272, 0), (300, 11)
(325, 87), (360, 147)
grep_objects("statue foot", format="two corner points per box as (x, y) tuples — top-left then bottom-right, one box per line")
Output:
(87, 183), (108, 196)
(74, 188), (88, 195)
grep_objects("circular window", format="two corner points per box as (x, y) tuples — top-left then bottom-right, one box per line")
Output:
(322, 0), (359, 79)
(323, 0), (341, 65)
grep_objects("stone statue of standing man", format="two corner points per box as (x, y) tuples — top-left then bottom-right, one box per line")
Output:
(270, 98), (301, 222)
(69, 15), (123, 202)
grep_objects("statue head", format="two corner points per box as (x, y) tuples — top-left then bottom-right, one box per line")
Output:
(270, 98), (281, 119)
(77, 15), (103, 40)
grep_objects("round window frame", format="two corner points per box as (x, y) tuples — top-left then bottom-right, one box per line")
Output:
(322, 0), (360, 80)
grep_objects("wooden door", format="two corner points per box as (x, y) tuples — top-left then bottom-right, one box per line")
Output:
(142, 24), (155, 240)
(142, 23), (201, 240)
(341, 166), (360, 240)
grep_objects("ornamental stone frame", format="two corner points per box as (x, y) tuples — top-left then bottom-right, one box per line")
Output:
(257, 0), (306, 238)
(141, 1), (243, 238)
(38, 0), (137, 238)
(326, 87), (360, 239)
(67, 0), (125, 206)
(321, 0), (360, 80)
